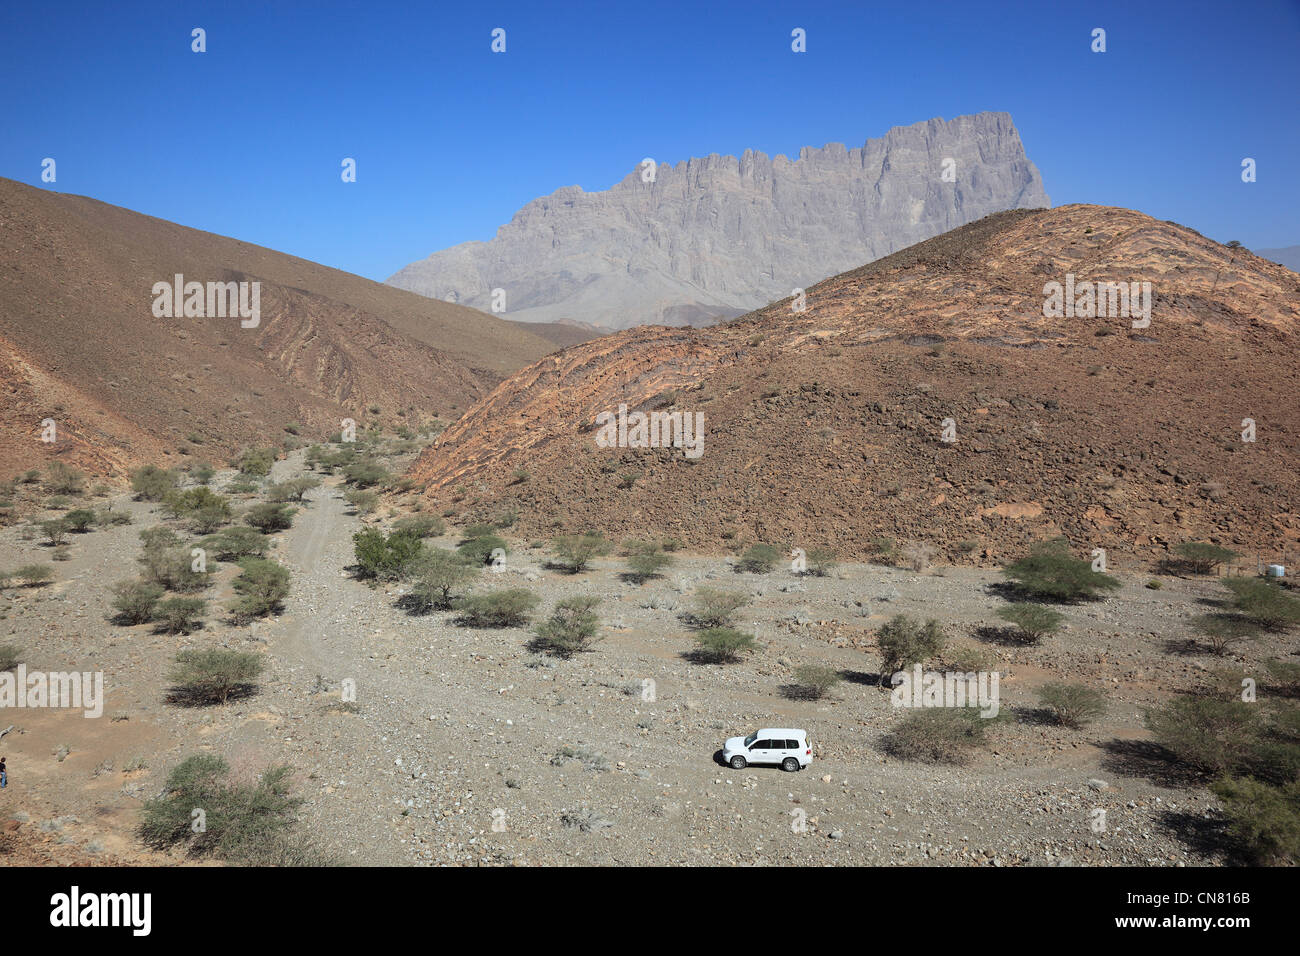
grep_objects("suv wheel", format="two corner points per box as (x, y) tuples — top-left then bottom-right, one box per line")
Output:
(781, 757), (799, 772)
(729, 756), (747, 770)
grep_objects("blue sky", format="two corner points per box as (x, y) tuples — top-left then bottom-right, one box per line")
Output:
(2, 0), (1297, 280)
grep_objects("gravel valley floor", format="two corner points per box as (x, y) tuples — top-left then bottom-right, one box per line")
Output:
(1, 453), (1279, 866)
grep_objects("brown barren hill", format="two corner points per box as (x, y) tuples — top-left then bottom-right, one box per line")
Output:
(0, 177), (562, 480)
(409, 205), (1300, 565)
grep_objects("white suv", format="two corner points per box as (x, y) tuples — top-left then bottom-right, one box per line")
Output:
(722, 729), (812, 772)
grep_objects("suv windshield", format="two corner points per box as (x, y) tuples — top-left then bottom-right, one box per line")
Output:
(743, 731), (758, 747)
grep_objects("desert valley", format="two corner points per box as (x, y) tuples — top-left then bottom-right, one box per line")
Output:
(2, 172), (1299, 870)
(1, 5), (1299, 905)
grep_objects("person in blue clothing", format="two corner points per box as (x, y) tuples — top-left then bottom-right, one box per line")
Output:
(0, 756), (6, 788)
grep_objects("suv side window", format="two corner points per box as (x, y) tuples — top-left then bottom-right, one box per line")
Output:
(783, 740), (796, 750)
(753, 740), (770, 750)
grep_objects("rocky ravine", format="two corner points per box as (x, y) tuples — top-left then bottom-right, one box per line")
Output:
(387, 113), (1049, 329)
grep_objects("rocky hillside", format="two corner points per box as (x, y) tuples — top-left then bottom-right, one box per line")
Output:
(407, 205), (1300, 567)
(0, 178), (568, 481)
(387, 113), (1049, 330)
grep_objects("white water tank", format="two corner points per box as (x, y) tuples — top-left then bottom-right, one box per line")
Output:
(1266, 564), (1285, 578)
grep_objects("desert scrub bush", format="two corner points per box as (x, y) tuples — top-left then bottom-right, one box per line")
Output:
(243, 502), (297, 533)
(139, 524), (181, 553)
(692, 627), (758, 664)
(192, 463), (216, 485)
(1222, 577), (1300, 630)
(267, 477), (320, 503)
(0, 644), (21, 671)
(624, 547), (673, 583)
(342, 459), (390, 489)
(138, 530), (209, 592)
(561, 808), (614, 832)
(167, 487), (233, 533)
(510, 468), (529, 484)
(1037, 683), (1107, 728)
(64, 508), (96, 532)
(870, 537), (896, 563)
(550, 532), (611, 573)
(44, 461), (85, 495)
(229, 557), (291, 621)
(152, 597), (207, 635)
(1194, 612), (1262, 655)
(737, 543), (780, 574)
(40, 518), (70, 546)
(1175, 541), (1240, 575)
(139, 754), (314, 863)
(801, 547), (838, 576)
(52, 545), (71, 562)
(130, 465), (179, 501)
(167, 649), (264, 705)
(200, 526), (270, 561)
(876, 615), (946, 680)
(1001, 538), (1121, 602)
(344, 488), (378, 515)
(1265, 659), (1300, 697)
(453, 588), (540, 628)
(224, 476), (259, 495)
(687, 587), (749, 628)
(46, 495), (71, 510)
(1210, 776), (1300, 865)
(236, 446), (276, 477)
(96, 507), (132, 526)
(392, 514), (445, 539)
(881, 708), (1005, 765)
(660, 537), (683, 552)
(786, 664), (843, 700)
(996, 602), (1065, 643)
(550, 746), (609, 772)
(15, 563), (54, 587)
(1252, 706), (1300, 784)
(456, 530), (507, 566)
(404, 548), (474, 612)
(900, 541), (937, 573)
(319, 447), (357, 475)
(352, 528), (422, 581)
(1145, 695), (1259, 775)
(531, 596), (602, 658)
(110, 580), (165, 625)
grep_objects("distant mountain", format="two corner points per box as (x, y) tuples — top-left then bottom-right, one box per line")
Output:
(1256, 245), (1300, 273)
(0, 177), (566, 479)
(387, 112), (1049, 330)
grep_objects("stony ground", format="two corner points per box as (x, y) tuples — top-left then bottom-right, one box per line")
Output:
(3, 451), (1288, 867)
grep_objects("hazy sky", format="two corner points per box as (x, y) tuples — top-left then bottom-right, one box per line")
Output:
(3, 0), (1297, 280)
